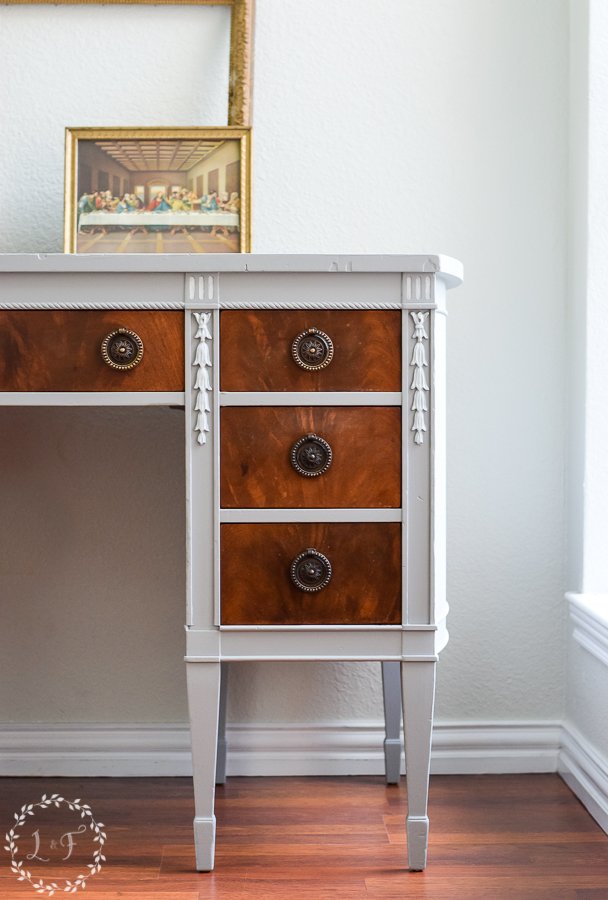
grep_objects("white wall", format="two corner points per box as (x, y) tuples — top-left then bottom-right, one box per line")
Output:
(564, 0), (608, 787)
(576, 0), (608, 594)
(0, 2), (568, 735)
(567, 0), (588, 596)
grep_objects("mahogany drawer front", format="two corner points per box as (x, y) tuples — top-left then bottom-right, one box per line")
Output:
(221, 406), (401, 508)
(0, 310), (184, 391)
(220, 309), (401, 392)
(221, 523), (401, 625)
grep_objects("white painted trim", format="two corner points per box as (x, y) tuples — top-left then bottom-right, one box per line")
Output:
(218, 624), (406, 631)
(559, 722), (608, 833)
(0, 392), (185, 406)
(0, 720), (560, 778)
(567, 592), (608, 668)
(219, 391), (402, 406)
(220, 508), (402, 523)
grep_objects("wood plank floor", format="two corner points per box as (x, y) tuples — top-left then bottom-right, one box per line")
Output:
(0, 775), (606, 898)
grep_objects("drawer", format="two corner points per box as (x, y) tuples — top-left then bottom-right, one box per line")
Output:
(0, 310), (184, 391)
(221, 523), (401, 625)
(220, 310), (401, 392)
(221, 406), (401, 508)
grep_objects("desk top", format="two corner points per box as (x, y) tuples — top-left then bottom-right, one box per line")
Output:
(0, 253), (463, 287)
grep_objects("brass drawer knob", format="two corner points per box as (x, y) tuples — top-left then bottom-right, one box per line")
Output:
(290, 548), (332, 592)
(291, 327), (334, 371)
(101, 328), (144, 370)
(290, 433), (333, 477)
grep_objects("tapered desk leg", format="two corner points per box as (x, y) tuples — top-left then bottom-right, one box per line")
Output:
(215, 662), (229, 784)
(381, 661), (402, 784)
(187, 660), (221, 871)
(401, 659), (436, 870)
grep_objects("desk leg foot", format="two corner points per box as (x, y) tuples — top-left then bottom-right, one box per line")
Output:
(381, 661), (402, 784)
(187, 661), (221, 871)
(401, 659), (436, 871)
(406, 815), (429, 871)
(193, 816), (217, 871)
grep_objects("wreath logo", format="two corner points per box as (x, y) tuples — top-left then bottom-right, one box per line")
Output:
(4, 793), (106, 895)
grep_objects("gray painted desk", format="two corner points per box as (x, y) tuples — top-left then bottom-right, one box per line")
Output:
(0, 253), (462, 871)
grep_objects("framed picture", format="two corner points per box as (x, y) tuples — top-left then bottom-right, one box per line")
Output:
(65, 127), (251, 254)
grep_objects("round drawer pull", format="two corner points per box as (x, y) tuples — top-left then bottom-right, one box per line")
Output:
(101, 328), (144, 370)
(290, 433), (333, 478)
(291, 327), (334, 371)
(290, 548), (332, 593)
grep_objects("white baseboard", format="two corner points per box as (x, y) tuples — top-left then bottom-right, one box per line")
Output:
(0, 720), (561, 778)
(225, 721), (562, 776)
(0, 724), (193, 777)
(559, 722), (608, 833)
(428, 722), (562, 775)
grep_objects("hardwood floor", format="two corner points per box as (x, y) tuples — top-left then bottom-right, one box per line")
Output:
(0, 775), (606, 898)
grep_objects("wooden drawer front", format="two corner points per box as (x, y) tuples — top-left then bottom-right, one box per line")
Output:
(221, 406), (401, 508)
(220, 310), (401, 392)
(221, 523), (401, 625)
(0, 310), (184, 391)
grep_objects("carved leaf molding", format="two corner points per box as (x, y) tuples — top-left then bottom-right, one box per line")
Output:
(410, 311), (429, 445)
(193, 312), (212, 445)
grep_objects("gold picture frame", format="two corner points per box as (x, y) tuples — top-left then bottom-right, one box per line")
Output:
(65, 127), (251, 254)
(4, 0), (253, 126)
